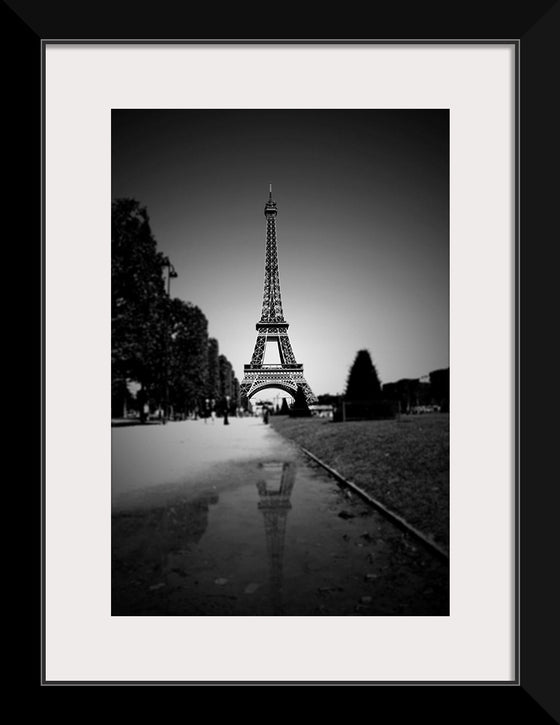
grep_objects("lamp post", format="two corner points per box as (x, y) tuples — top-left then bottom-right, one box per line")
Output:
(162, 258), (178, 424)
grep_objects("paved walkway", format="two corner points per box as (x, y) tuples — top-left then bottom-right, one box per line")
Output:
(112, 417), (448, 615)
(112, 417), (284, 508)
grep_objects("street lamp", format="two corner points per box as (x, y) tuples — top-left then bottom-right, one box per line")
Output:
(164, 260), (178, 295)
(161, 258), (178, 424)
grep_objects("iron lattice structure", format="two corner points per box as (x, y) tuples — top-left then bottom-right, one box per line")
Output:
(240, 187), (316, 404)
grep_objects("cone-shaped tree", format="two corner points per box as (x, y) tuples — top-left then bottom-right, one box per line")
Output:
(289, 386), (312, 417)
(280, 397), (290, 415)
(345, 350), (382, 401)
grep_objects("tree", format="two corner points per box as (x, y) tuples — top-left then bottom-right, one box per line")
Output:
(382, 382), (399, 406)
(167, 299), (209, 416)
(218, 354), (233, 399)
(218, 354), (235, 415)
(397, 378), (419, 413)
(280, 397), (290, 415)
(289, 385), (312, 417)
(429, 368), (449, 412)
(112, 198), (168, 414)
(207, 338), (220, 402)
(345, 350), (382, 401)
(231, 376), (240, 411)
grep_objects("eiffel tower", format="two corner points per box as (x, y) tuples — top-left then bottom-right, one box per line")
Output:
(240, 186), (316, 405)
(256, 461), (296, 614)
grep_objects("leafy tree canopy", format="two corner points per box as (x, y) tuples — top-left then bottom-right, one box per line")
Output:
(168, 298), (209, 411)
(112, 198), (168, 390)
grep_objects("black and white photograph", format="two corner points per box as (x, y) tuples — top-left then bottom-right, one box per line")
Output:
(36, 30), (536, 687)
(111, 109), (450, 616)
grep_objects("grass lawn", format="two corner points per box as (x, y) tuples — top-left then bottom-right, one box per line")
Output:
(270, 413), (449, 550)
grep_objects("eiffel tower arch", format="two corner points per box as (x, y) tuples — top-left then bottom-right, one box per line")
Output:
(240, 186), (316, 406)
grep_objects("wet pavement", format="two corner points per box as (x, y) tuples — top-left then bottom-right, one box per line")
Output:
(112, 419), (448, 616)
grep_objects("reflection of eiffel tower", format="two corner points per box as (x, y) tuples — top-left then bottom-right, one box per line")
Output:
(256, 461), (296, 614)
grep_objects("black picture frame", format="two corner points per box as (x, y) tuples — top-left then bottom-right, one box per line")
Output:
(13, 0), (557, 712)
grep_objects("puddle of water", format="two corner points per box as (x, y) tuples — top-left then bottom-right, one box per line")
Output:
(112, 453), (448, 616)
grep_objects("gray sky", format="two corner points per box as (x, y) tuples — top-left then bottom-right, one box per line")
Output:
(112, 110), (449, 396)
